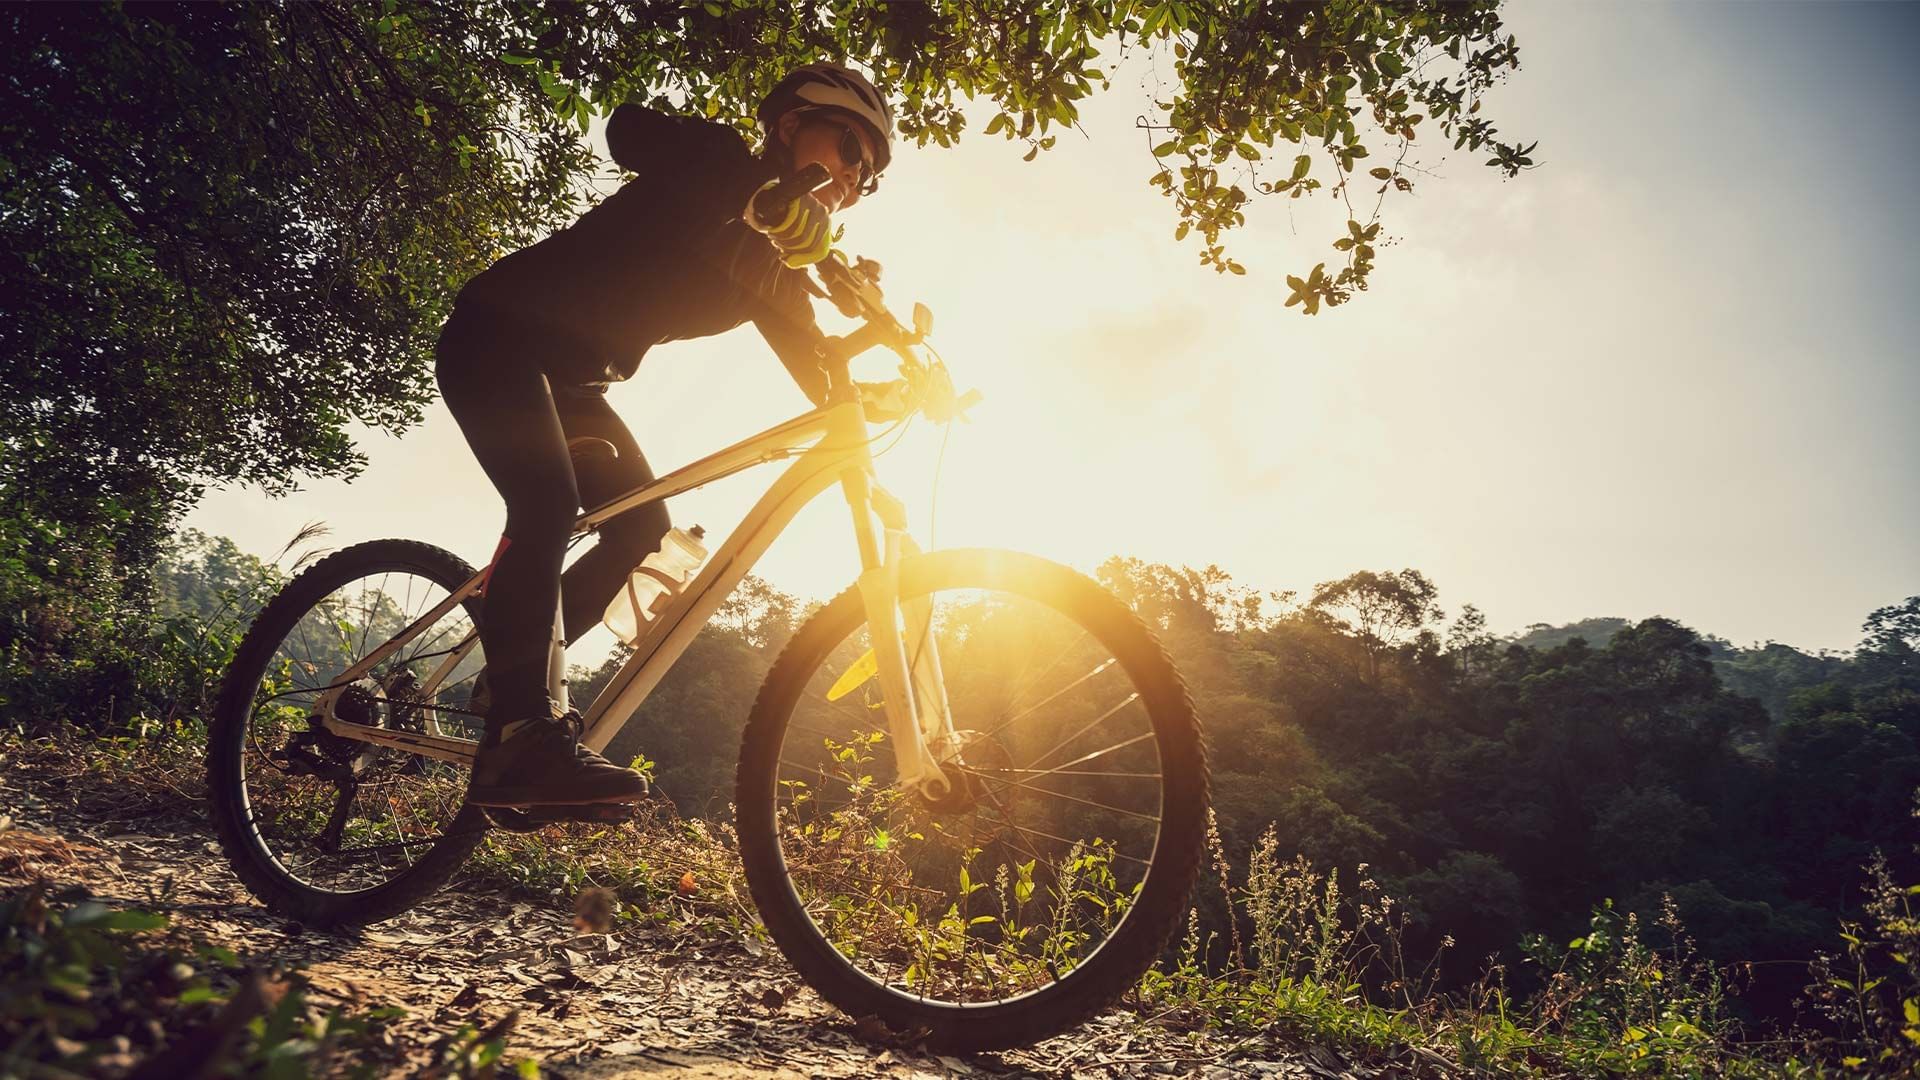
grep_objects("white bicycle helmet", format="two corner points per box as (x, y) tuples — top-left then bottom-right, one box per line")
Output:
(757, 62), (895, 175)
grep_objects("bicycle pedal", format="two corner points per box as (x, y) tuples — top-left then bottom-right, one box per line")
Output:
(555, 802), (639, 824)
(483, 802), (639, 832)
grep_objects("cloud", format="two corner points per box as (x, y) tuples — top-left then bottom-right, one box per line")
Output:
(1042, 302), (1207, 413)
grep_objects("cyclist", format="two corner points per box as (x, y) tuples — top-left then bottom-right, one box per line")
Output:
(433, 63), (893, 807)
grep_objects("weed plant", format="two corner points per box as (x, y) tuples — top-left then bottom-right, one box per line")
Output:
(0, 884), (531, 1078)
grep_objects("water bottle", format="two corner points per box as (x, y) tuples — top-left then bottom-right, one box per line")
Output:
(602, 526), (707, 645)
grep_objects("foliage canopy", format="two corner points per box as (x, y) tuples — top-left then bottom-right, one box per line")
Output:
(1, 0), (1530, 570)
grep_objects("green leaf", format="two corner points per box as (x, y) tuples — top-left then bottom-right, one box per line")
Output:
(1285, 272), (1321, 314)
(1139, 3), (1171, 37)
(1369, 167), (1392, 180)
(1291, 154), (1311, 181)
(1152, 139), (1178, 158)
(65, 904), (167, 932)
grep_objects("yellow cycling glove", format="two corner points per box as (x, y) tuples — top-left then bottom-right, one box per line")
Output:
(745, 179), (833, 268)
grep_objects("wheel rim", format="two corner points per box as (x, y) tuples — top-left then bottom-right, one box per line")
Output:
(768, 582), (1167, 1008)
(235, 565), (486, 896)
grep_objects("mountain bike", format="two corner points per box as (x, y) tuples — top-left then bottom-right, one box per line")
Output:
(206, 170), (1210, 1051)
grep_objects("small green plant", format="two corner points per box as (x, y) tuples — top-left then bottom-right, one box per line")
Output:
(0, 886), (172, 1072)
(1518, 897), (1729, 1075)
(1802, 852), (1920, 1075)
(0, 882), (543, 1078)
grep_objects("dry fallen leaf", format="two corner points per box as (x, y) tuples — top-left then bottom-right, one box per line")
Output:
(676, 871), (698, 896)
(18, 883), (47, 934)
(573, 886), (615, 932)
(0, 829), (88, 875)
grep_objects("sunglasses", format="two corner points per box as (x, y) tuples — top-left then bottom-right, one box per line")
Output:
(814, 117), (880, 197)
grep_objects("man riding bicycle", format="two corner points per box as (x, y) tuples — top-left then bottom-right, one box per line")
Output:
(434, 63), (892, 808)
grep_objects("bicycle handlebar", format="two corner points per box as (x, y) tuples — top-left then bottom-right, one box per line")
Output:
(753, 162), (832, 223)
(744, 161), (978, 423)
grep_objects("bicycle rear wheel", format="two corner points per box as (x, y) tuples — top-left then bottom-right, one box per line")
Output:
(207, 539), (491, 926)
(735, 549), (1208, 1051)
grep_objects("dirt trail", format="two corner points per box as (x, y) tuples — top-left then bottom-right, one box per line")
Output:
(1, 757), (1320, 1079)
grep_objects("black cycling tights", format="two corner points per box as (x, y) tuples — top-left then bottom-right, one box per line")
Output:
(435, 317), (670, 729)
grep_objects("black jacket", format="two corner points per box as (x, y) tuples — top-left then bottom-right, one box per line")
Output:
(450, 105), (828, 401)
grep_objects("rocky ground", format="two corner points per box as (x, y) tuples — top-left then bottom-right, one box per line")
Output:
(0, 745), (1362, 1079)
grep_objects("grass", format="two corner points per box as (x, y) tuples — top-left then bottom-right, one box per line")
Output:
(4, 721), (1916, 1077)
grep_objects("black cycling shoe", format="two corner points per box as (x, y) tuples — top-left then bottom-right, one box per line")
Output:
(465, 712), (649, 808)
(466, 673), (613, 765)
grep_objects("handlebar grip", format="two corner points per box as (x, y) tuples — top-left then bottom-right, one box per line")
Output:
(753, 162), (832, 221)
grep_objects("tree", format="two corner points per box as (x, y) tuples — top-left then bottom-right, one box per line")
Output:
(2, 2), (592, 592)
(3, 1), (1534, 587)
(1861, 597), (1920, 654)
(1308, 568), (1443, 682)
(1856, 596), (1920, 691)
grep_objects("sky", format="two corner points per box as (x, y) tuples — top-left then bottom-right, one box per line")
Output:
(187, 1), (1919, 662)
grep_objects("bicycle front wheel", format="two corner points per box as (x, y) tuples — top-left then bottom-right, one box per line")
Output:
(735, 549), (1209, 1051)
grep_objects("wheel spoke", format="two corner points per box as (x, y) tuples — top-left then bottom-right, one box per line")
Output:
(997, 820), (1151, 869)
(971, 772), (1160, 824)
(994, 630), (1093, 727)
(224, 560), (483, 900)
(1021, 692), (1142, 772)
(1033, 729), (1157, 774)
(978, 657), (1118, 745)
(966, 766), (1162, 780)
(757, 562), (1195, 1017)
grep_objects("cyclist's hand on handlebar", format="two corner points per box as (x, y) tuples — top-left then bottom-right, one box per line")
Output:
(857, 379), (912, 423)
(746, 179), (832, 268)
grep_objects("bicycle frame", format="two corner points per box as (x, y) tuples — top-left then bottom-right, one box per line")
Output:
(310, 389), (961, 799)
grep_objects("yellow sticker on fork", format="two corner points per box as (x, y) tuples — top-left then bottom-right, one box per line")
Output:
(826, 648), (879, 701)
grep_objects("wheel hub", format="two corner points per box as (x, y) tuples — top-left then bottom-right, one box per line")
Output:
(917, 730), (1013, 816)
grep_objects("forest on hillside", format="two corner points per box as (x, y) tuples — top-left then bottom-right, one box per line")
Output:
(576, 556), (1920, 1024)
(21, 527), (1911, 1031)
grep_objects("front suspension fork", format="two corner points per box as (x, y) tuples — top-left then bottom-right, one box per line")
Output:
(856, 530), (958, 802)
